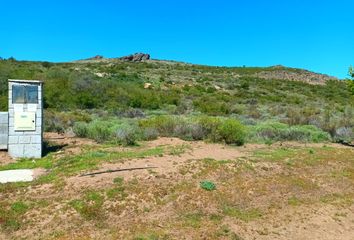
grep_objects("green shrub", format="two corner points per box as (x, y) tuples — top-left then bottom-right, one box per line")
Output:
(197, 116), (222, 136)
(173, 122), (206, 140)
(334, 127), (353, 143)
(87, 121), (112, 143)
(248, 121), (331, 143)
(73, 122), (89, 137)
(214, 119), (246, 145)
(115, 125), (138, 146)
(45, 110), (92, 133)
(141, 128), (159, 141)
(200, 180), (216, 191)
(139, 115), (178, 136)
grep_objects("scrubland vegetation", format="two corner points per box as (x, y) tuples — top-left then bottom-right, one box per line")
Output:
(1, 58), (352, 145)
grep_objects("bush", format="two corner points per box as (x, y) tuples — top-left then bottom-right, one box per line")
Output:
(173, 122), (205, 140)
(248, 121), (331, 143)
(200, 180), (216, 191)
(45, 110), (92, 133)
(73, 122), (89, 137)
(196, 116), (222, 137)
(333, 127), (353, 143)
(214, 119), (246, 145)
(142, 128), (159, 141)
(139, 115), (178, 136)
(115, 108), (145, 118)
(115, 125), (138, 146)
(87, 121), (112, 143)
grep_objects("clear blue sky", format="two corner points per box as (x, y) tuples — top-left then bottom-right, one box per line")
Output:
(1, 0), (353, 78)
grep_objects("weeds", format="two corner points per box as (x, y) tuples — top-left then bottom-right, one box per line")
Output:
(222, 206), (262, 222)
(70, 191), (105, 221)
(200, 181), (216, 191)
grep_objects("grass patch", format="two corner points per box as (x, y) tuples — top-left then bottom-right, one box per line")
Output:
(0, 155), (54, 171)
(70, 190), (105, 221)
(214, 225), (244, 239)
(0, 201), (29, 231)
(1, 146), (167, 188)
(106, 177), (127, 200)
(320, 193), (354, 206)
(222, 206), (262, 222)
(181, 212), (204, 228)
(288, 196), (303, 206)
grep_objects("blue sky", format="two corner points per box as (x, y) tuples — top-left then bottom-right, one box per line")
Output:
(0, 0), (353, 78)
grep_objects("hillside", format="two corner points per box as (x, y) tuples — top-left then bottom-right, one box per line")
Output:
(0, 55), (353, 143)
(76, 53), (339, 85)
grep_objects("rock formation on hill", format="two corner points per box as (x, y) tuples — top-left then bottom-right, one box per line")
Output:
(87, 55), (104, 60)
(119, 53), (150, 62)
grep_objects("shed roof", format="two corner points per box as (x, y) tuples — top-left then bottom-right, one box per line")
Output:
(8, 79), (43, 84)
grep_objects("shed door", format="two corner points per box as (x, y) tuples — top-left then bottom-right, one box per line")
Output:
(0, 112), (8, 150)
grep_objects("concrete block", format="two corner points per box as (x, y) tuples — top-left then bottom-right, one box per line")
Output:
(0, 169), (34, 183)
(36, 110), (42, 118)
(18, 135), (31, 144)
(30, 135), (42, 144)
(0, 135), (7, 144)
(23, 144), (42, 158)
(0, 113), (8, 124)
(36, 117), (42, 127)
(8, 136), (18, 144)
(8, 117), (14, 127)
(24, 129), (41, 135)
(8, 144), (24, 158)
(9, 127), (25, 136)
(0, 125), (8, 134)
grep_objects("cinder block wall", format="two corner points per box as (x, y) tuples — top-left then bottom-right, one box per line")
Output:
(8, 81), (43, 158)
(0, 112), (8, 150)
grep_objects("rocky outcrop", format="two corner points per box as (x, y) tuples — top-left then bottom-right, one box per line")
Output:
(253, 66), (338, 85)
(119, 53), (150, 62)
(88, 55), (104, 60)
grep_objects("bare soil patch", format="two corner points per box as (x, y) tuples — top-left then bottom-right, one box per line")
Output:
(65, 137), (246, 192)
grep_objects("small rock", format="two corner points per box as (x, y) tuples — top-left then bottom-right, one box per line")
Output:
(144, 83), (152, 89)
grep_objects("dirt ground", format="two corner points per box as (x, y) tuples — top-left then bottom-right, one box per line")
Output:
(0, 150), (15, 166)
(0, 134), (353, 240)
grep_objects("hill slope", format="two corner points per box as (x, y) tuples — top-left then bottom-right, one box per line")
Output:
(0, 56), (352, 142)
(76, 53), (338, 85)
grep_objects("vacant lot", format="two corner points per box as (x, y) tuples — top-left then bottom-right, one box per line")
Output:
(0, 134), (353, 240)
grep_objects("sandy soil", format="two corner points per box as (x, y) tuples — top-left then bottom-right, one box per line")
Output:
(228, 204), (354, 240)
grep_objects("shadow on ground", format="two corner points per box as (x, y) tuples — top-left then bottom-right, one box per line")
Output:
(42, 140), (67, 157)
